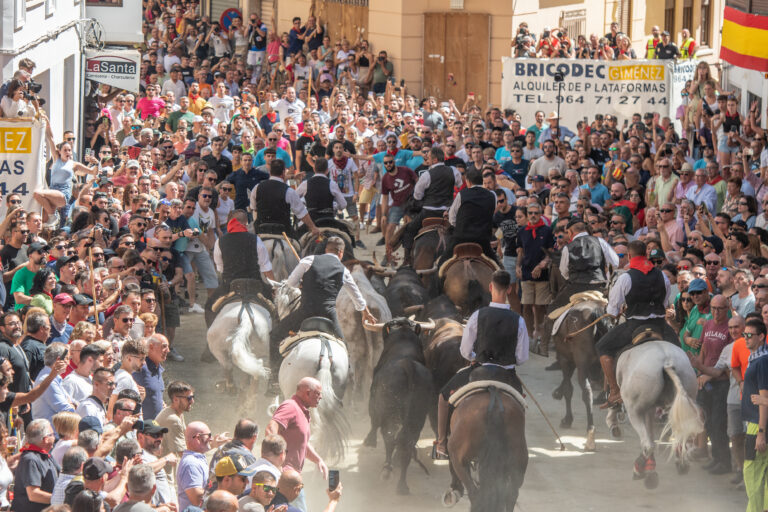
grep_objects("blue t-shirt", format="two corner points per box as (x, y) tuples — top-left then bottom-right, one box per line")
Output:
(177, 451), (208, 512)
(742, 353), (768, 424)
(501, 159), (530, 188)
(581, 183), (610, 206)
(254, 147), (293, 168)
(165, 216), (191, 252)
(372, 150), (415, 171)
(133, 359), (165, 420)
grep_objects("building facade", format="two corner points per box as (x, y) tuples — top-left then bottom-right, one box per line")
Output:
(1, 0), (84, 140)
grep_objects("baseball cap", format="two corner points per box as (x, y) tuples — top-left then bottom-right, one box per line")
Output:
(214, 454), (258, 478)
(73, 294), (94, 306)
(140, 420), (169, 435)
(126, 159), (141, 169)
(55, 254), (78, 269)
(649, 248), (665, 261)
(79, 416), (103, 434)
(28, 242), (50, 254)
(687, 278), (708, 293)
(532, 175), (546, 182)
(53, 293), (75, 305)
(704, 235), (724, 253)
(83, 457), (113, 480)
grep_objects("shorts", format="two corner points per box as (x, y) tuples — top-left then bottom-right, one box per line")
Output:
(727, 403), (745, 437)
(502, 255), (518, 283)
(247, 50), (265, 67)
(339, 198), (358, 218)
(162, 297), (181, 329)
(387, 205), (405, 224)
(718, 136), (740, 154)
(185, 250), (219, 289)
(520, 280), (552, 305)
(359, 187), (377, 205)
(178, 252), (194, 275)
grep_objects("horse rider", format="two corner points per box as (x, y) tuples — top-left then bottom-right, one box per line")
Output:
(438, 168), (499, 267)
(433, 270), (528, 459)
(251, 159), (321, 238)
(400, 147), (463, 265)
(535, 217), (619, 355)
(269, 236), (377, 379)
(295, 157), (353, 240)
(595, 240), (679, 409)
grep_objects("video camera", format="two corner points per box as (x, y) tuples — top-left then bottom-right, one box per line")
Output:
(23, 79), (45, 106)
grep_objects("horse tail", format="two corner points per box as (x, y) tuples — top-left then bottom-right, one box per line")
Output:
(227, 313), (270, 382)
(661, 362), (704, 462)
(315, 351), (350, 464)
(474, 387), (508, 512)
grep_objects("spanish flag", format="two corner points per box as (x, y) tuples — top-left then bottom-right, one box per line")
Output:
(721, 6), (768, 72)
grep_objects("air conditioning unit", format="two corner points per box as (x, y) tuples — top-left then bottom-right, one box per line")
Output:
(450, 0), (464, 9)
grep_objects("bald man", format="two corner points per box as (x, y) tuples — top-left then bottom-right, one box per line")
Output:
(271, 469), (303, 512)
(205, 489), (238, 512)
(266, 378), (326, 511)
(178, 422), (230, 511)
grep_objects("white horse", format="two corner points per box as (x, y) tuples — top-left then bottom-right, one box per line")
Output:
(606, 341), (704, 489)
(336, 264), (392, 402)
(279, 334), (350, 463)
(261, 236), (300, 281)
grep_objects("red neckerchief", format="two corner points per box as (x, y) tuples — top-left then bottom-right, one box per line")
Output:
(188, 92), (200, 102)
(227, 218), (248, 233)
(525, 218), (545, 238)
(21, 443), (50, 456)
(708, 176), (723, 186)
(387, 148), (399, 156)
(332, 156), (348, 169)
(301, 132), (314, 141)
(266, 112), (277, 122)
(629, 255), (654, 274)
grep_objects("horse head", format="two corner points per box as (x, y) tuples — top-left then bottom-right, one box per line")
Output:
(269, 279), (301, 320)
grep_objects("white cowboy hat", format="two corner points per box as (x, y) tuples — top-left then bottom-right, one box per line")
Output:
(546, 111), (560, 121)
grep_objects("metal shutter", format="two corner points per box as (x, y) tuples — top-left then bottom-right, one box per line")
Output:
(210, 0), (238, 25)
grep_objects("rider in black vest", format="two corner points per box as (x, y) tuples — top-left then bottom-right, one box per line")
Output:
(438, 168), (498, 266)
(204, 209), (276, 329)
(296, 157), (355, 241)
(400, 147), (462, 264)
(433, 270), (527, 459)
(269, 236), (377, 376)
(595, 240), (679, 409)
(252, 160), (320, 238)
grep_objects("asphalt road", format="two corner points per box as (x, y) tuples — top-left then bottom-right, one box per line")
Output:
(163, 226), (747, 511)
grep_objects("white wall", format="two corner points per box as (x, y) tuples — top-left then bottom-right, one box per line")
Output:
(86, 0), (142, 44)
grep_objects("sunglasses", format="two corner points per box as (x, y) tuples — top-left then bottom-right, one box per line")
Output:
(705, 261), (720, 265)
(681, 297), (693, 302)
(660, 209), (673, 213)
(120, 317), (135, 324)
(689, 290), (706, 295)
(745, 332), (762, 339)
(201, 194), (212, 198)
(161, 256), (172, 262)
(9, 200), (22, 205)
(253, 484), (277, 493)
(121, 241), (136, 246)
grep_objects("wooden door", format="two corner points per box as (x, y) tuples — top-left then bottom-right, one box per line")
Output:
(423, 12), (489, 104)
(313, 0), (369, 44)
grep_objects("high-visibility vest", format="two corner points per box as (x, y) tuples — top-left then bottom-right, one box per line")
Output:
(646, 37), (660, 58)
(681, 37), (695, 58)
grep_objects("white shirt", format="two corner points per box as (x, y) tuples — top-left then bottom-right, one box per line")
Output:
(75, 396), (107, 426)
(62, 372), (93, 405)
(213, 235), (272, 273)
(286, 254), (367, 311)
(114, 367), (140, 396)
(209, 94), (235, 123)
(295, 175), (347, 210)
(327, 157), (358, 196)
(607, 269), (671, 319)
(459, 302), (529, 369)
(250, 176), (309, 218)
(161, 78), (186, 105)
(559, 232), (620, 281)
(271, 98), (305, 124)
(413, 163), (463, 210)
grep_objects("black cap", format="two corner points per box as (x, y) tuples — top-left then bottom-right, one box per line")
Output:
(28, 242), (50, 254)
(73, 294), (94, 306)
(83, 457), (113, 480)
(140, 420), (169, 435)
(566, 216), (585, 229)
(55, 254), (78, 269)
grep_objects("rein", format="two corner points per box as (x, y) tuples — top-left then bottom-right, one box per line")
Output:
(316, 336), (334, 372)
(564, 313), (613, 340)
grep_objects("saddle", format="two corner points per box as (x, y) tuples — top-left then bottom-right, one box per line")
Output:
(616, 327), (664, 360)
(211, 279), (276, 319)
(415, 218), (448, 240)
(448, 380), (527, 410)
(256, 222), (293, 237)
(548, 290), (608, 321)
(278, 317), (346, 356)
(438, 243), (499, 279)
(258, 232), (301, 255)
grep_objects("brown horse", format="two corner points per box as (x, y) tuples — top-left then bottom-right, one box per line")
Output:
(422, 318), (466, 433)
(444, 386), (528, 511)
(441, 256), (494, 317)
(412, 222), (448, 287)
(551, 300), (613, 450)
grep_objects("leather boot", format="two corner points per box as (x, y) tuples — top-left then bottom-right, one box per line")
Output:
(599, 355), (621, 409)
(433, 395), (450, 460)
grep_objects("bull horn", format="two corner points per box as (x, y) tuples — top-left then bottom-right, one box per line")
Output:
(403, 305), (424, 314)
(415, 265), (439, 276)
(415, 318), (436, 330)
(370, 267), (397, 277)
(363, 320), (385, 332)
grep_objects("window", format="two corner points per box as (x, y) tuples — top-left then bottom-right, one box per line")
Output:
(560, 9), (586, 41)
(682, 0), (693, 35)
(618, 0), (632, 38)
(664, 0), (675, 34)
(701, 0), (712, 46)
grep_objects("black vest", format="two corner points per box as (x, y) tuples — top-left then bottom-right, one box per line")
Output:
(255, 179), (291, 229)
(305, 175), (335, 220)
(567, 235), (607, 285)
(301, 254), (345, 311)
(219, 232), (262, 284)
(422, 164), (455, 209)
(454, 186), (496, 241)
(625, 267), (666, 318)
(475, 307), (521, 366)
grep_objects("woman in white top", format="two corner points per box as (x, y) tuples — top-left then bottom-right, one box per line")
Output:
(229, 16), (248, 58)
(50, 411), (81, 466)
(0, 79), (37, 118)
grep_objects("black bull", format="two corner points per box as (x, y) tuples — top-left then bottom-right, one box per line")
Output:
(363, 318), (434, 495)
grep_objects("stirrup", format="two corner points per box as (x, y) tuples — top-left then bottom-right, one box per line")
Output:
(599, 393), (622, 409)
(431, 441), (449, 460)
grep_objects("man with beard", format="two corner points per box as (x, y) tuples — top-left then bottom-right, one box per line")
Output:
(10, 242), (49, 311)
(137, 420), (175, 505)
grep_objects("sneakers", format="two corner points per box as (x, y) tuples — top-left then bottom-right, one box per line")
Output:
(167, 347), (185, 362)
(189, 303), (205, 314)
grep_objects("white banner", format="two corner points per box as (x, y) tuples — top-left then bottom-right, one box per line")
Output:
(501, 58), (673, 124)
(85, 49), (141, 92)
(670, 59), (700, 134)
(0, 118), (44, 216)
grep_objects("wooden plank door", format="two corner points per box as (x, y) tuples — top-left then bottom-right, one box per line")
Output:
(317, 0), (369, 44)
(423, 13), (446, 100)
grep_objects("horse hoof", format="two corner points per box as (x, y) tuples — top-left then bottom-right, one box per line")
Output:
(396, 483), (410, 495)
(442, 490), (461, 507)
(610, 426), (622, 439)
(584, 430), (596, 452)
(552, 388), (564, 400)
(644, 471), (659, 489)
(380, 466), (392, 481)
(560, 418), (573, 429)
(676, 461), (689, 475)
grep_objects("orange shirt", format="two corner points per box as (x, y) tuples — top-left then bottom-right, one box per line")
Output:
(731, 337), (751, 380)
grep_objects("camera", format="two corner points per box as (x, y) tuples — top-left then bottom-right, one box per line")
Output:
(27, 80), (42, 94)
(23, 79), (45, 106)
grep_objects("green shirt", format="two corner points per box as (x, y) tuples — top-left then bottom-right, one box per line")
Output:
(11, 266), (37, 311)
(166, 110), (195, 132)
(680, 303), (712, 354)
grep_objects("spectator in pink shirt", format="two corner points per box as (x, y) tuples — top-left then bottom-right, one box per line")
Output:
(136, 84), (166, 120)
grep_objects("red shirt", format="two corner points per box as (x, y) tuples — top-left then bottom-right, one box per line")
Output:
(381, 166), (418, 207)
(272, 395), (311, 472)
